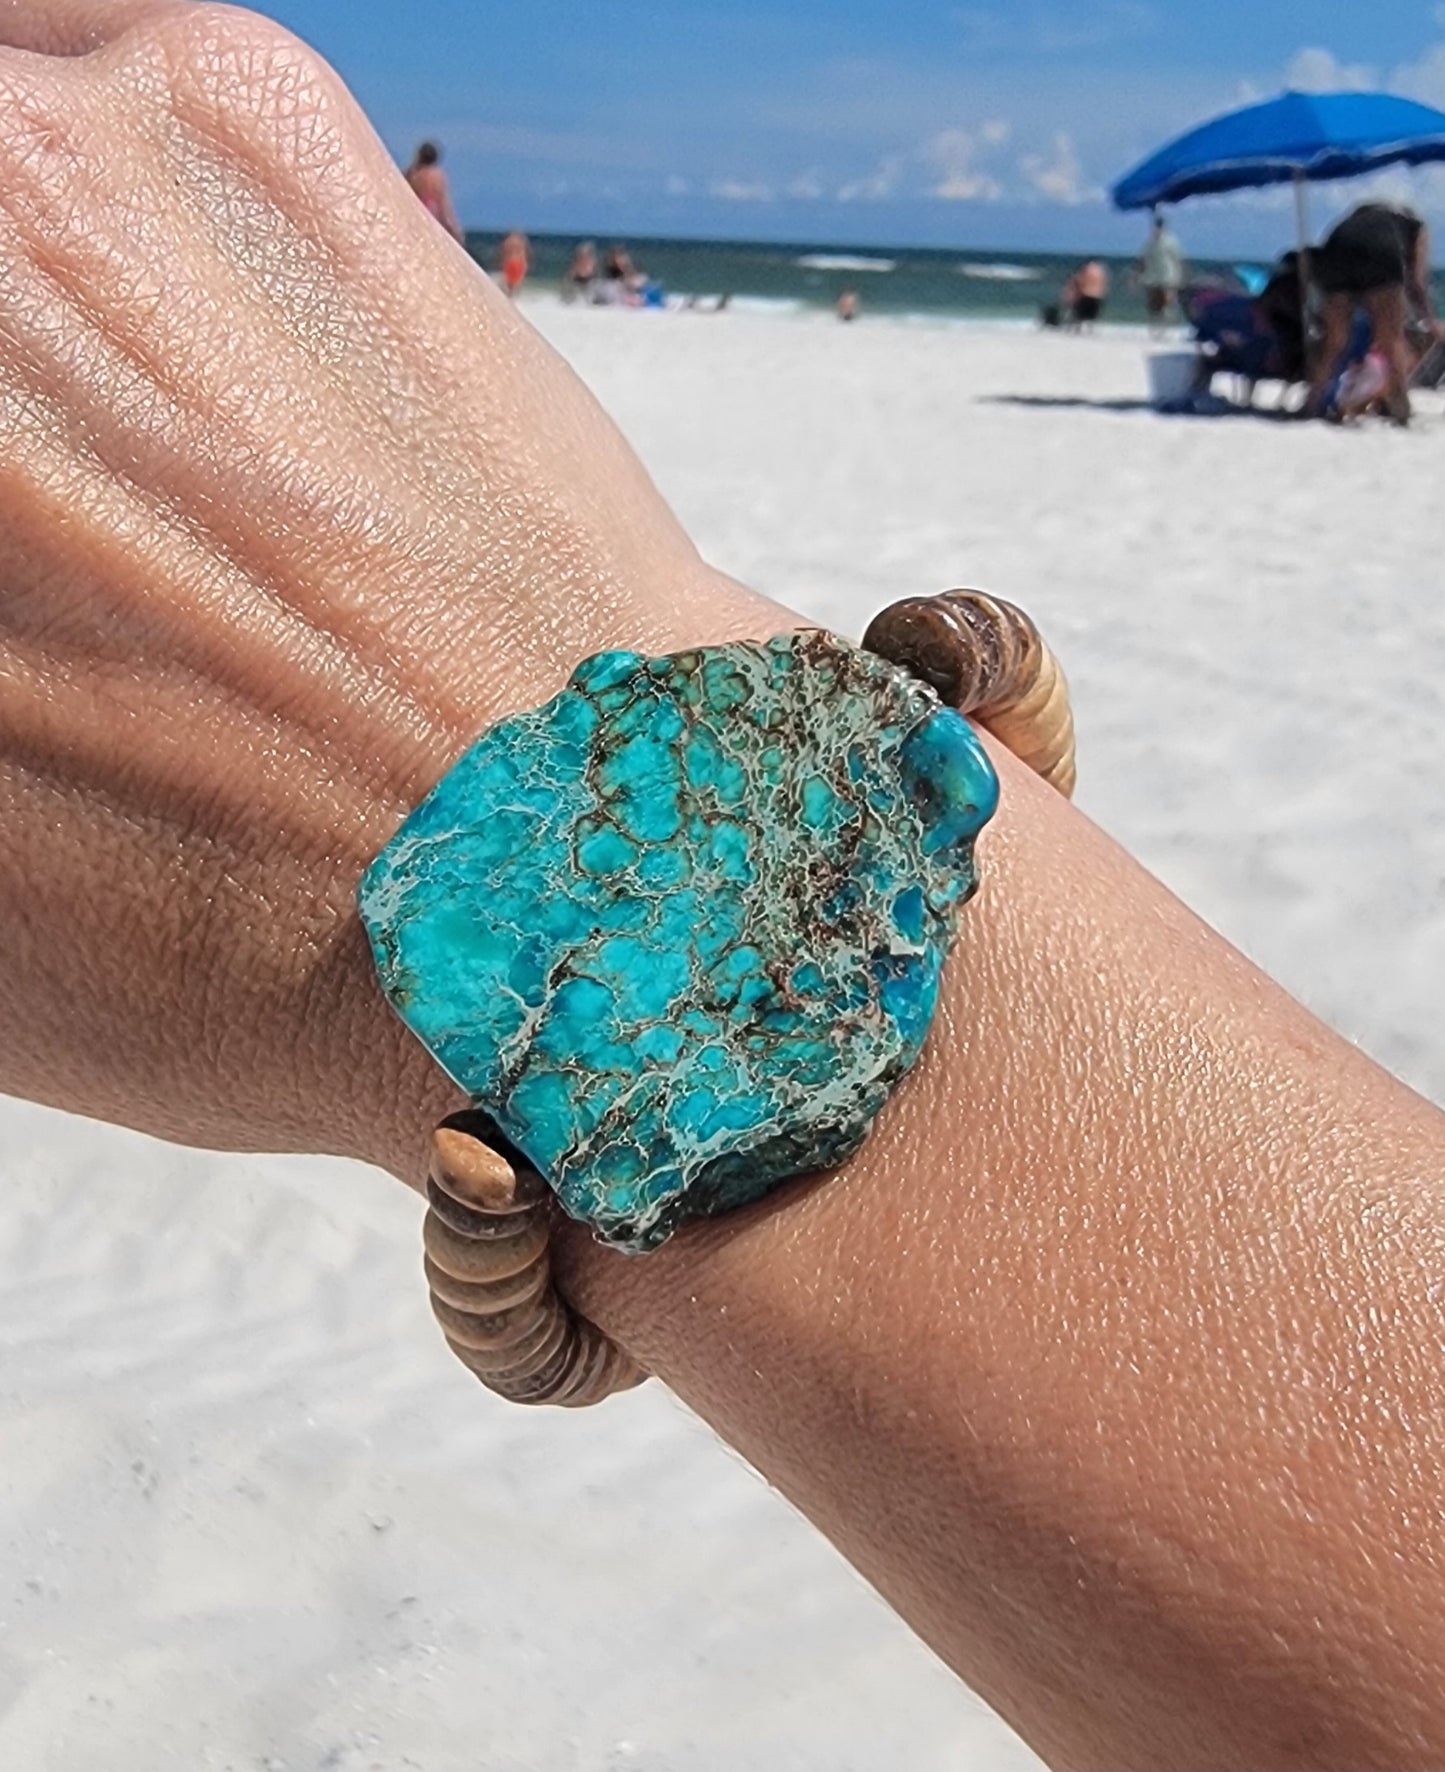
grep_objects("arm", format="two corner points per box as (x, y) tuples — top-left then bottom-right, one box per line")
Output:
(440, 180), (464, 243)
(430, 168), (463, 242)
(563, 759), (1445, 1769)
(2, 10), (1444, 1769)
(1407, 224), (1433, 327)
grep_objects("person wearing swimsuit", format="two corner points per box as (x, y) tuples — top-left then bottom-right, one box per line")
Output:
(404, 141), (463, 244)
(562, 241), (598, 303)
(499, 230), (531, 298)
(1068, 259), (1108, 331)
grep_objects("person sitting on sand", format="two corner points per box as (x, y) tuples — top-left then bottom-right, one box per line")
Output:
(596, 243), (644, 306)
(1308, 202), (1436, 424)
(498, 230), (531, 299)
(1067, 259), (1108, 332)
(403, 140), (463, 243)
(561, 240), (597, 303)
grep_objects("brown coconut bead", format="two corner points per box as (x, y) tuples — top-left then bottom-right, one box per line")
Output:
(422, 1211), (549, 1285)
(423, 1252), (551, 1316)
(864, 588), (1076, 798)
(445, 1307), (570, 1375)
(425, 1176), (545, 1241)
(420, 1116), (645, 1407)
(430, 1119), (548, 1212)
(429, 1293), (560, 1353)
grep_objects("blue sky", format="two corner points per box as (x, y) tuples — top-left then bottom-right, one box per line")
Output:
(263, 2), (1445, 253)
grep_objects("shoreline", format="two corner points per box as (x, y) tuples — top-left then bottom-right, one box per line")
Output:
(465, 229), (1283, 329)
(468, 225), (1445, 329)
(509, 282), (1198, 338)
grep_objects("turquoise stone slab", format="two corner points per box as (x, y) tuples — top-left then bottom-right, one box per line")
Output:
(360, 631), (997, 1251)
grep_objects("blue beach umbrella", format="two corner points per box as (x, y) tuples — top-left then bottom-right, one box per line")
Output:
(1113, 90), (1445, 340)
(1112, 89), (1445, 212)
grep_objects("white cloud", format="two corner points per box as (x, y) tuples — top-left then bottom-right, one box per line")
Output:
(836, 155), (903, 201)
(1281, 29), (1445, 110)
(1263, 27), (1445, 231)
(787, 168), (825, 199)
(709, 177), (773, 201)
(1323, 162), (1445, 222)
(924, 128), (1002, 201)
(980, 118), (1011, 146)
(664, 174), (689, 197)
(1019, 130), (1102, 204)
(1284, 47), (1377, 93)
(1392, 41), (1445, 108)
(1410, 165), (1445, 214)
(1225, 183), (1300, 213)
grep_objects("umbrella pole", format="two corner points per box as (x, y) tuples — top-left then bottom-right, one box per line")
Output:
(1293, 168), (1313, 377)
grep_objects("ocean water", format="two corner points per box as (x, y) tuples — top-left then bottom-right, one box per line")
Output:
(464, 230), (1263, 325)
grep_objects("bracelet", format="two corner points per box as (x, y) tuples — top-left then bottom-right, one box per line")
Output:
(364, 589), (1074, 1406)
(423, 1111), (644, 1405)
(864, 590), (1075, 798)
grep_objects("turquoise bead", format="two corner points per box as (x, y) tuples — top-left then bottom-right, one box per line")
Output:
(359, 631), (997, 1250)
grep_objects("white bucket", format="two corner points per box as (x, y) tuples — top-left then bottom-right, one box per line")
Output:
(1146, 350), (1197, 408)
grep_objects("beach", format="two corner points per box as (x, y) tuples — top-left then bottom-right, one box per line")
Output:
(2, 303), (1442, 1770)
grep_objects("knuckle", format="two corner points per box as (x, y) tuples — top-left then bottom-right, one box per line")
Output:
(134, 5), (363, 194)
(151, 4), (342, 128)
(0, 66), (89, 222)
(145, 2), (315, 74)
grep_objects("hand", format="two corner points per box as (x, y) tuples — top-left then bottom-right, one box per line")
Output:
(0, 0), (775, 1177)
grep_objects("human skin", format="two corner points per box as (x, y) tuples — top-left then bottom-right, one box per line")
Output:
(1310, 285), (1412, 420)
(2, 7), (1444, 1768)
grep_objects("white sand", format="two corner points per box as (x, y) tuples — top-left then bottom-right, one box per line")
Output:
(3, 307), (1442, 1770)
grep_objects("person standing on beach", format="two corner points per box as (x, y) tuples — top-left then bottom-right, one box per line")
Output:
(498, 230), (531, 299)
(404, 141), (463, 243)
(1136, 211), (1185, 334)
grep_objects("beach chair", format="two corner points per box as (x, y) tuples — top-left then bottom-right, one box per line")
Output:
(1187, 290), (1283, 406)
